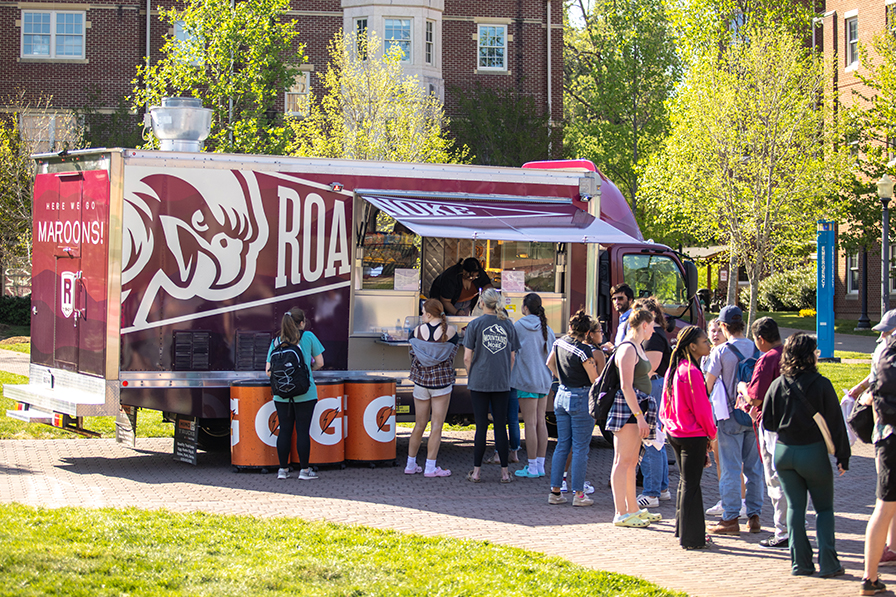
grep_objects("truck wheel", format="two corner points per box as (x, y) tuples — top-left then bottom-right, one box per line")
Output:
(197, 421), (231, 452)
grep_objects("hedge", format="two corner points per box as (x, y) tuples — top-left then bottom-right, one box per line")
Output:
(0, 295), (31, 326)
(739, 265), (816, 311)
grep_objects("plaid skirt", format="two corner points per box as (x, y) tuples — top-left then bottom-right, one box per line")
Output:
(605, 387), (657, 438)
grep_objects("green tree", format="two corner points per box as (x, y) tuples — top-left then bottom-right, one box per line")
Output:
(837, 27), (896, 259)
(450, 83), (557, 167)
(563, 0), (681, 219)
(132, 0), (305, 155)
(0, 114), (35, 292)
(290, 30), (467, 163)
(642, 24), (847, 326)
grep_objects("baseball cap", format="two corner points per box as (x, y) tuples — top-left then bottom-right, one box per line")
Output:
(873, 309), (896, 333)
(718, 305), (743, 325)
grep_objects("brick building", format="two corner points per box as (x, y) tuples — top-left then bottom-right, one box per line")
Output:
(0, 0), (563, 151)
(818, 0), (895, 320)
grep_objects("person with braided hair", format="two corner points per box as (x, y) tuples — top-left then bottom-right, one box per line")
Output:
(510, 293), (557, 478)
(662, 325), (716, 549)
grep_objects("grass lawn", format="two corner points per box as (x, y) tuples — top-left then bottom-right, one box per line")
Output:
(0, 504), (683, 597)
(707, 311), (879, 338)
(0, 343), (29, 354)
(818, 362), (869, 396)
(0, 371), (173, 440)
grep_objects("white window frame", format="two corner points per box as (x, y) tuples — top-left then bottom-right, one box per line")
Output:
(19, 111), (80, 153)
(385, 18), (412, 62)
(846, 252), (860, 294)
(284, 72), (311, 118)
(173, 20), (201, 65)
(354, 17), (368, 59)
(845, 14), (859, 68)
(425, 20), (434, 65)
(21, 10), (85, 59)
(477, 24), (507, 71)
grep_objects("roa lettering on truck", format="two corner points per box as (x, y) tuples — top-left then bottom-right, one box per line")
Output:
(5, 149), (702, 456)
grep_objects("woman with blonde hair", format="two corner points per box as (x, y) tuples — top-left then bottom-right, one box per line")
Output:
(607, 307), (662, 527)
(511, 293), (557, 478)
(464, 288), (520, 483)
(266, 307), (325, 481)
(405, 299), (459, 478)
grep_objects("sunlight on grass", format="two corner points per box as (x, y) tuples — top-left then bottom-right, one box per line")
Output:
(0, 504), (684, 597)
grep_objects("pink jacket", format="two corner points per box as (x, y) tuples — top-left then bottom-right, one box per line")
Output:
(662, 360), (717, 439)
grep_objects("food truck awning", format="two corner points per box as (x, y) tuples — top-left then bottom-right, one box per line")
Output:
(361, 195), (640, 244)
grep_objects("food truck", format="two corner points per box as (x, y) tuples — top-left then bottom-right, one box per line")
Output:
(5, 99), (702, 450)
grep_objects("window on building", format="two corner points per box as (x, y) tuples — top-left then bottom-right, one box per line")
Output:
(173, 20), (201, 64)
(19, 112), (80, 153)
(425, 21), (434, 65)
(21, 11), (85, 59)
(729, 11), (747, 45)
(846, 16), (859, 67)
(478, 24), (507, 70)
(355, 17), (368, 59)
(385, 18), (411, 62)
(890, 245), (896, 294)
(887, 4), (896, 37)
(846, 252), (860, 294)
(285, 72), (311, 118)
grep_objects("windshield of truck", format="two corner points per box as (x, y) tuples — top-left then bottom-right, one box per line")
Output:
(622, 254), (689, 317)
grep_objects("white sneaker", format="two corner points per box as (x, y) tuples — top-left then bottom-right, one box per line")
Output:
(299, 468), (318, 480)
(706, 500), (724, 516)
(637, 493), (659, 508)
(584, 481), (595, 495)
(659, 490), (672, 501)
(277, 468), (289, 480)
(560, 480), (568, 493)
(739, 500), (747, 519)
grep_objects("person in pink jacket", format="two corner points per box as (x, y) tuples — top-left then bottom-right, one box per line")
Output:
(662, 325), (718, 549)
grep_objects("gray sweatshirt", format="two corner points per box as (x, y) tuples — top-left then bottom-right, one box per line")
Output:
(509, 314), (556, 394)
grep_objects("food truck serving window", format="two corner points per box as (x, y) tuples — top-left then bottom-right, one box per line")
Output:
(623, 254), (689, 317)
(361, 209), (421, 290)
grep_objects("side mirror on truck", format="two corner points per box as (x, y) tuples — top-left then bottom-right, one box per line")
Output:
(684, 260), (698, 299)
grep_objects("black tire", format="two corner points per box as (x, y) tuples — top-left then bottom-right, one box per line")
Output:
(197, 420), (230, 452)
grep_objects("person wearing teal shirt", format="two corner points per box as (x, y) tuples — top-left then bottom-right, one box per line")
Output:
(266, 307), (325, 481)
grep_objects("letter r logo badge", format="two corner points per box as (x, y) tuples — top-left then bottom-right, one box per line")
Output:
(60, 271), (76, 318)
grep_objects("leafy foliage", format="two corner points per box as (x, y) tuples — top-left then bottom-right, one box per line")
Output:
(451, 82), (558, 166)
(0, 103), (37, 270)
(738, 265), (816, 311)
(642, 24), (847, 328)
(73, 86), (143, 149)
(836, 25), (896, 254)
(0, 295), (30, 326)
(290, 30), (468, 164)
(132, 0), (305, 155)
(564, 0), (681, 218)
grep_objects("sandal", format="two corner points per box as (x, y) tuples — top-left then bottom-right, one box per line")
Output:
(501, 475), (513, 484)
(614, 513), (650, 528)
(465, 470), (481, 483)
(484, 452), (501, 465)
(424, 467), (451, 478)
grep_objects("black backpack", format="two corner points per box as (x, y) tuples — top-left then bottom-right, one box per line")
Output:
(269, 339), (311, 399)
(589, 341), (630, 430)
(872, 335), (896, 426)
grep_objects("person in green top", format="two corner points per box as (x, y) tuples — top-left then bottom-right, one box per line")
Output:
(266, 307), (325, 481)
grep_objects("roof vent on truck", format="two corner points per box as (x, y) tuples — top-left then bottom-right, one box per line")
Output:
(145, 97), (212, 153)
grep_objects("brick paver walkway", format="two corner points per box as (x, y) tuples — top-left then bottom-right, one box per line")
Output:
(0, 428), (886, 597)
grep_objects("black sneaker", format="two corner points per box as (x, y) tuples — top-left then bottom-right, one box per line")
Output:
(758, 536), (788, 549)
(860, 578), (886, 596)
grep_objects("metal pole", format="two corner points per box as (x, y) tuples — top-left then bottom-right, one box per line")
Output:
(884, 199), (891, 317)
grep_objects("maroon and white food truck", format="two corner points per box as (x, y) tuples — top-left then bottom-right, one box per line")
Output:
(5, 102), (702, 451)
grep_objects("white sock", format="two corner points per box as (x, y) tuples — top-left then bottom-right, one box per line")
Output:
(536, 457), (545, 474)
(528, 460), (538, 475)
(425, 459), (437, 474)
(406, 456), (417, 470)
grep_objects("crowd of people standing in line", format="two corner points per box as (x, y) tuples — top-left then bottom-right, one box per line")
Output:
(272, 276), (896, 596)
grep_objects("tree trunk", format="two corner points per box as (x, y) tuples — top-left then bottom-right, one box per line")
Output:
(726, 253), (739, 306)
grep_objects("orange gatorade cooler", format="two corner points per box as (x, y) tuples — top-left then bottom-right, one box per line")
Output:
(344, 378), (397, 464)
(230, 379), (279, 471)
(290, 379), (346, 466)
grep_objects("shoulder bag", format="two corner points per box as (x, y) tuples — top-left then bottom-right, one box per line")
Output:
(788, 375), (835, 455)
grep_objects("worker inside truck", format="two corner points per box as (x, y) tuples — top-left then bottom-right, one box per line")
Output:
(429, 257), (494, 316)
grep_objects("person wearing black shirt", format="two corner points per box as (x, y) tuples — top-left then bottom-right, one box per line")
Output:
(429, 257), (493, 316)
(763, 333), (850, 579)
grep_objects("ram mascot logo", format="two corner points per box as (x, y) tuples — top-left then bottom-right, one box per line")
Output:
(121, 170), (268, 331)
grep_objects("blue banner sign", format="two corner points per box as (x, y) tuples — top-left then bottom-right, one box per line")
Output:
(817, 221), (835, 358)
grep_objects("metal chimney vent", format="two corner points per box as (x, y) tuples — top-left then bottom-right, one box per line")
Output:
(147, 97), (212, 152)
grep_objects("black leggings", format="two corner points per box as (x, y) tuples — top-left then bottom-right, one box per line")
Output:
(668, 434), (709, 548)
(471, 390), (510, 467)
(275, 399), (316, 469)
